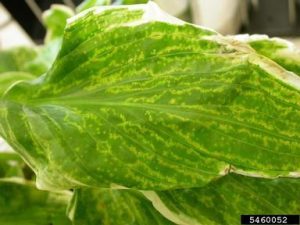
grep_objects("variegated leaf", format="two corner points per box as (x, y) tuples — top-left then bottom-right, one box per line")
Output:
(69, 188), (174, 225)
(145, 174), (300, 225)
(0, 3), (300, 191)
(69, 174), (300, 225)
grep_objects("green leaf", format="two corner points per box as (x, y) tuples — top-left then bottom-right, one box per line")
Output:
(69, 188), (174, 225)
(64, 174), (300, 225)
(0, 47), (38, 74)
(235, 35), (300, 76)
(0, 72), (35, 97)
(27, 39), (63, 76)
(1, 3), (300, 191)
(0, 152), (24, 178)
(0, 43), (60, 77)
(0, 178), (72, 225)
(145, 174), (300, 225)
(43, 4), (74, 43)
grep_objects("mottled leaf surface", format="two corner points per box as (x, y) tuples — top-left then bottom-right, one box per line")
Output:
(1, 3), (300, 191)
(69, 188), (174, 225)
(0, 178), (72, 225)
(67, 174), (300, 225)
(146, 174), (300, 225)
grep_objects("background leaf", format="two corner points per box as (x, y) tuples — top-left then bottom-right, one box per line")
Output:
(0, 47), (39, 75)
(0, 42), (61, 78)
(69, 188), (174, 225)
(0, 72), (35, 97)
(0, 142), (70, 225)
(145, 174), (300, 225)
(0, 152), (24, 178)
(43, 4), (74, 43)
(0, 178), (72, 225)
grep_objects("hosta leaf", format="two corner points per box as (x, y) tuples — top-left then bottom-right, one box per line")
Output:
(0, 72), (35, 97)
(0, 149), (36, 180)
(0, 178), (72, 225)
(69, 188), (174, 225)
(43, 4), (74, 43)
(1, 2), (300, 191)
(0, 43), (60, 77)
(66, 174), (300, 225)
(0, 152), (24, 178)
(0, 47), (38, 75)
(144, 174), (300, 225)
(234, 34), (300, 76)
(29, 39), (63, 76)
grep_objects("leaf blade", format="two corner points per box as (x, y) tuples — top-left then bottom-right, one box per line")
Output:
(1, 3), (300, 191)
(69, 188), (175, 225)
(148, 174), (300, 225)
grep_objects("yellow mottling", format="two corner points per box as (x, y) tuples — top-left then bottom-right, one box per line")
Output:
(169, 98), (176, 104)
(109, 133), (119, 140)
(120, 113), (126, 122)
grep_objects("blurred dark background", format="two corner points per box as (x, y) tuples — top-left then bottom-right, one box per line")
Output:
(245, 0), (300, 36)
(1, 0), (82, 42)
